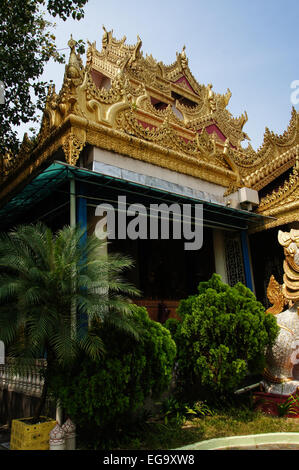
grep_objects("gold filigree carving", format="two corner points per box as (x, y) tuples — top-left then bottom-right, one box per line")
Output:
(266, 230), (299, 312)
(1, 134), (35, 181)
(139, 95), (185, 127)
(253, 159), (299, 231)
(115, 107), (217, 161)
(268, 107), (298, 147)
(266, 275), (286, 315)
(278, 229), (299, 304)
(196, 129), (216, 158)
(66, 35), (84, 82)
(83, 117), (235, 185)
(242, 108), (299, 188)
(258, 158), (299, 212)
(86, 69), (126, 104)
(62, 132), (86, 166)
(8, 27), (298, 215)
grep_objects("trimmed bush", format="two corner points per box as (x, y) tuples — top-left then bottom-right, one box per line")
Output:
(166, 274), (278, 401)
(48, 306), (176, 447)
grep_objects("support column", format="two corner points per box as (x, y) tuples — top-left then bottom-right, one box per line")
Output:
(241, 230), (255, 293)
(77, 183), (88, 331)
(77, 187), (87, 241)
(213, 229), (228, 284)
(56, 176), (77, 425)
(70, 177), (76, 228)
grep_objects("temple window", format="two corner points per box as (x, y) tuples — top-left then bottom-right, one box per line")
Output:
(259, 166), (294, 199)
(171, 103), (183, 120)
(90, 69), (111, 90)
(171, 91), (197, 108)
(150, 96), (168, 110)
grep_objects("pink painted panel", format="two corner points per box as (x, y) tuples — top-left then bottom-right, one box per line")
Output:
(205, 124), (227, 142)
(137, 120), (157, 131)
(174, 76), (195, 93)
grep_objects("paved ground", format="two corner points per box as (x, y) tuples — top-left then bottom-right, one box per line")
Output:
(2, 442), (299, 450)
(1, 423), (299, 451)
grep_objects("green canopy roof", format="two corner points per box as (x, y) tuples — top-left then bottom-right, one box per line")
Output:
(0, 161), (270, 231)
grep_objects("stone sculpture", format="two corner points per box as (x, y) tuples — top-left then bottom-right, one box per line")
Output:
(262, 229), (299, 395)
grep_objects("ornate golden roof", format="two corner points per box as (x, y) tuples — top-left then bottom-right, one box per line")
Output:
(266, 229), (299, 314)
(255, 156), (299, 230)
(242, 108), (299, 190)
(1, 28), (298, 230)
(0, 29), (250, 199)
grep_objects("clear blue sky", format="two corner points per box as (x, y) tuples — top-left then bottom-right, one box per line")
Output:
(28, 0), (299, 150)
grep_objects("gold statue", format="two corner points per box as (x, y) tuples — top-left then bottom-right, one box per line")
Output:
(263, 229), (299, 395)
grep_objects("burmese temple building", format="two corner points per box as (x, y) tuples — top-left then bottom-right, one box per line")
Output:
(0, 28), (299, 326)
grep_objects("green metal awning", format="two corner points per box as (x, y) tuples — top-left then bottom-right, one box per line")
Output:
(0, 161), (271, 231)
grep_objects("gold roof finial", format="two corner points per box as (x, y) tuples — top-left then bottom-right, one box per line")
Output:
(102, 25), (109, 49)
(68, 34), (76, 51)
(66, 34), (82, 80)
(223, 138), (230, 155)
(180, 45), (188, 69)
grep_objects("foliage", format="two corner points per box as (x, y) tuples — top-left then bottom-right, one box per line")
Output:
(48, 306), (176, 449)
(159, 397), (190, 426)
(158, 397), (214, 426)
(275, 395), (299, 417)
(116, 404), (299, 450)
(0, 0), (88, 155)
(192, 400), (215, 417)
(166, 273), (279, 401)
(0, 223), (140, 419)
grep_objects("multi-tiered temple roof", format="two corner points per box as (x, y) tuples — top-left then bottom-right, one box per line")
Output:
(1, 28), (298, 230)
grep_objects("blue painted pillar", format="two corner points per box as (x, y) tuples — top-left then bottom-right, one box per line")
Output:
(241, 230), (254, 292)
(77, 186), (87, 242)
(70, 177), (76, 228)
(76, 182), (88, 332)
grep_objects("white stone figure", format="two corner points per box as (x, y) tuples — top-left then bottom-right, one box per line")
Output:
(263, 303), (299, 395)
(49, 422), (66, 450)
(262, 229), (299, 396)
(62, 418), (76, 450)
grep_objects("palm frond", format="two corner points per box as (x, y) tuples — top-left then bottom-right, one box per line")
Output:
(0, 223), (141, 370)
(78, 332), (105, 361)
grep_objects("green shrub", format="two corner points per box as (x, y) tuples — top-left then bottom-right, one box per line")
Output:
(48, 305), (176, 448)
(166, 274), (278, 401)
(158, 397), (214, 426)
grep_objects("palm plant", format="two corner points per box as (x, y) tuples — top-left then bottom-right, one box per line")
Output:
(0, 223), (140, 421)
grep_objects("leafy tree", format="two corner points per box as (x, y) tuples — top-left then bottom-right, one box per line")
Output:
(48, 306), (176, 449)
(0, 223), (140, 420)
(0, 0), (88, 156)
(166, 274), (279, 402)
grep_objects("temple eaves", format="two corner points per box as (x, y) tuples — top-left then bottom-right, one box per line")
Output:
(1, 27), (299, 231)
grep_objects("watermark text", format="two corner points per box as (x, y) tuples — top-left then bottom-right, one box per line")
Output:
(95, 196), (203, 251)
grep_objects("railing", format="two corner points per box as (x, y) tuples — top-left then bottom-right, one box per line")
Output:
(0, 359), (46, 397)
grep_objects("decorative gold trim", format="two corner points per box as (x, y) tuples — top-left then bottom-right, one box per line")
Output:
(252, 156), (299, 231)
(242, 107), (299, 188)
(263, 368), (293, 384)
(84, 116), (236, 185)
(266, 275), (286, 315)
(276, 323), (295, 336)
(2, 27), (299, 227)
(62, 130), (86, 166)
(266, 229), (299, 305)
